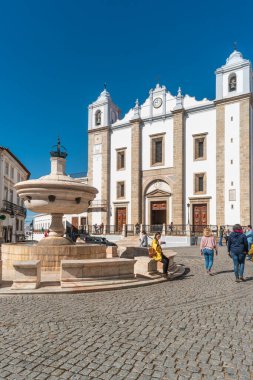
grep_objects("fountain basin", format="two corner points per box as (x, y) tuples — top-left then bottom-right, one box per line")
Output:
(2, 243), (107, 272)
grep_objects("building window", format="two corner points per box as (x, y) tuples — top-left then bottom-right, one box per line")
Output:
(117, 150), (126, 170)
(5, 163), (9, 176)
(20, 220), (23, 231)
(9, 190), (13, 203)
(231, 159), (233, 164)
(17, 173), (21, 182)
(229, 189), (236, 201)
(150, 134), (164, 166)
(231, 181), (234, 186)
(16, 219), (19, 231)
(231, 116), (233, 121)
(231, 138), (233, 143)
(4, 187), (8, 200)
(10, 166), (14, 179)
(95, 110), (101, 126)
(193, 134), (207, 161)
(117, 181), (125, 198)
(194, 173), (206, 194)
(229, 74), (237, 92)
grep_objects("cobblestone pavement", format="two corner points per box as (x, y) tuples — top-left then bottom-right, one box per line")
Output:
(1, 246), (253, 380)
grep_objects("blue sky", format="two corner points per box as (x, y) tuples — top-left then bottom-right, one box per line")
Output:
(0, 0), (253, 180)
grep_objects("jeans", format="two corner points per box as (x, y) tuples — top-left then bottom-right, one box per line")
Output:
(161, 254), (169, 274)
(218, 235), (223, 246)
(203, 248), (214, 271)
(231, 252), (246, 278)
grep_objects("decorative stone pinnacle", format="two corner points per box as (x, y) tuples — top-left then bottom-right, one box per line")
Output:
(133, 98), (141, 118)
(174, 86), (184, 111)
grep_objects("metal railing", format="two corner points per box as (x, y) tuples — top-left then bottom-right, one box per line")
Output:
(126, 224), (135, 236)
(1, 200), (26, 218)
(142, 225), (164, 234)
(104, 225), (122, 235)
(165, 224), (188, 236)
(190, 225), (218, 236)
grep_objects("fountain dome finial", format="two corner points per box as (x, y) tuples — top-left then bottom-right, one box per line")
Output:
(50, 137), (68, 159)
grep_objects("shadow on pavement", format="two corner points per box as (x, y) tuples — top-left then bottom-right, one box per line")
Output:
(212, 269), (234, 276)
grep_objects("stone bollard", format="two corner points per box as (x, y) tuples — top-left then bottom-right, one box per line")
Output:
(106, 246), (118, 258)
(12, 260), (41, 290)
(122, 224), (127, 238)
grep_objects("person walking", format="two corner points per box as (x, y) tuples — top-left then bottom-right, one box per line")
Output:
(200, 227), (217, 275)
(140, 230), (149, 247)
(151, 232), (169, 278)
(227, 224), (248, 282)
(245, 225), (253, 261)
(218, 225), (224, 246)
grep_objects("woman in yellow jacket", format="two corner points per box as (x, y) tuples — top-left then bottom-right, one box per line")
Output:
(151, 232), (169, 277)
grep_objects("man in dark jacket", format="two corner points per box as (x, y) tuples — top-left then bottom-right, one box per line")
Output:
(227, 224), (248, 282)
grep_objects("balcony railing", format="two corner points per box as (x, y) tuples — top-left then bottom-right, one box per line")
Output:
(1, 200), (26, 218)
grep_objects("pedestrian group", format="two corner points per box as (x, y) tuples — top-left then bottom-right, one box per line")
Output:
(146, 223), (253, 281)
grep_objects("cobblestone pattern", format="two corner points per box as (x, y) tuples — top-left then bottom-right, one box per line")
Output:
(1, 246), (253, 380)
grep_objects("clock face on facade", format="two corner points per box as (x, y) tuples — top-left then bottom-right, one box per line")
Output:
(153, 97), (162, 108)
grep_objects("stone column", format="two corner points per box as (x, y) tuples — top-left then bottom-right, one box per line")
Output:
(216, 103), (225, 225)
(130, 118), (142, 225)
(240, 97), (251, 225)
(101, 129), (111, 226)
(88, 128), (111, 226)
(49, 214), (64, 237)
(172, 109), (185, 225)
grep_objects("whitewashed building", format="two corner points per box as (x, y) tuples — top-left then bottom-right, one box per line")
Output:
(87, 49), (253, 231)
(0, 147), (30, 242)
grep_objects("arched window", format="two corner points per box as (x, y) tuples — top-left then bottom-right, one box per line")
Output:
(229, 74), (237, 92)
(95, 110), (101, 126)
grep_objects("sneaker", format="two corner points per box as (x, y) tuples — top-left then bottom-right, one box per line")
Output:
(161, 273), (168, 278)
(239, 277), (246, 282)
(235, 278), (240, 283)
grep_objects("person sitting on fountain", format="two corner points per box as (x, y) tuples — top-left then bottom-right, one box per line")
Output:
(151, 232), (169, 278)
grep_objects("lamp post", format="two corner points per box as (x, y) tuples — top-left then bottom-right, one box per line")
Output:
(187, 203), (190, 225)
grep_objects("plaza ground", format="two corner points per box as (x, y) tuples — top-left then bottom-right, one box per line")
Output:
(0, 246), (253, 380)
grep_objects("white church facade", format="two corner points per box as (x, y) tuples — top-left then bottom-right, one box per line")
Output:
(87, 49), (253, 231)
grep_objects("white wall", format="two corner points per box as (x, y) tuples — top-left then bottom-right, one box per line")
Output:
(92, 145), (102, 225)
(110, 126), (132, 224)
(185, 108), (217, 224)
(224, 103), (240, 224)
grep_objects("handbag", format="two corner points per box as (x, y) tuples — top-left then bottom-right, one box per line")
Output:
(148, 247), (156, 258)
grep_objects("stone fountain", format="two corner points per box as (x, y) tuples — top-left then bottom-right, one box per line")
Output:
(2, 140), (106, 272)
(1, 140), (184, 290)
(16, 139), (97, 246)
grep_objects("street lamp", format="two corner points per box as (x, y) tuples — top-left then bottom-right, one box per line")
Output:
(187, 203), (190, 225)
